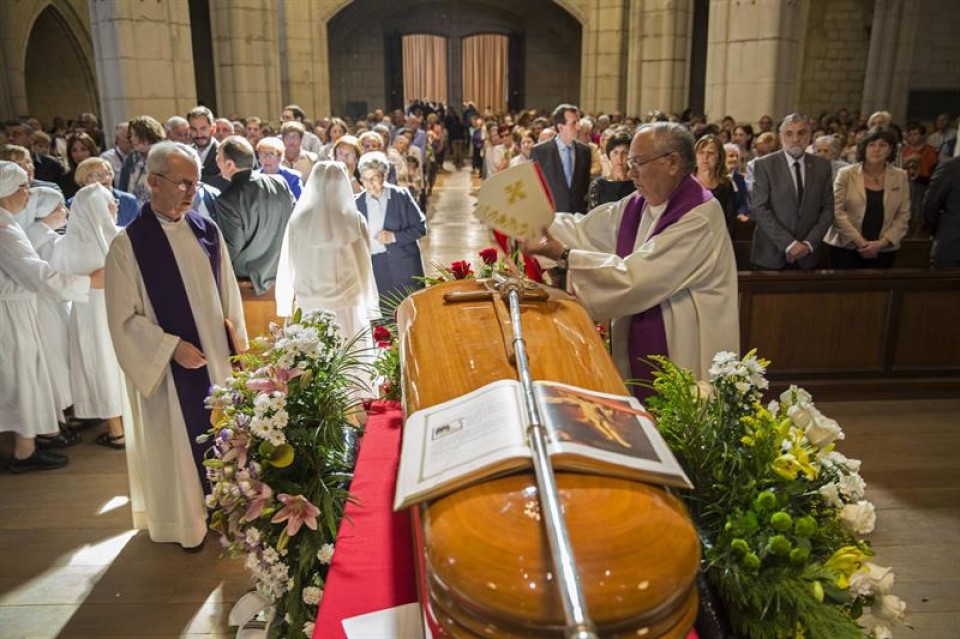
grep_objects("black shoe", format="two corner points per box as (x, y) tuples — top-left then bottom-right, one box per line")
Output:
(37, 428), (82, 449)
(9, 450), (69, 474)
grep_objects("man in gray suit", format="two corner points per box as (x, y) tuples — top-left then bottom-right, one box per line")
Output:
(923, 155), (960, 269)
(751, 113), (834, 269)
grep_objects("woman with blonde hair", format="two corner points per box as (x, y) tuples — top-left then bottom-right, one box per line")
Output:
(72, 157), (139, 226)
(694, 134), (737, 232)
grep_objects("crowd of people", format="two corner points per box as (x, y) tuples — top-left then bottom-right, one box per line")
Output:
(2, 98), (959, 551)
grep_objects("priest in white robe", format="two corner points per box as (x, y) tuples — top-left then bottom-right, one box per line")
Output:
(52, 183), (127, 448)
(105, 142), (247, 549)
(0, 162), (102, 473)
(523, 123), (740, 398)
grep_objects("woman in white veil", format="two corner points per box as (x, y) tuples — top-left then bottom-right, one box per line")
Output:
(51, 183), (127, 449)
(275, 161), (380, 349)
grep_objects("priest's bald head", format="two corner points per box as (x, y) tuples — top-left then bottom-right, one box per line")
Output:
(628, 122), (696, 207)
(146, 141), (201, 221)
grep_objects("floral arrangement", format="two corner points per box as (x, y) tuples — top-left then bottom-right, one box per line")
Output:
(647, 351), (907, 639)
(201, 309), (371, 639)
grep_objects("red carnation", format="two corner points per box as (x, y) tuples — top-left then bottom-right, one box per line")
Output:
(450, 260), (474, 280)
(373, 325), (392, 347)
(479, 247), (498, 265)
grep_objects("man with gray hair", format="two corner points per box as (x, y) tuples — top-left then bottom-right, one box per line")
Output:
(522, 122), (739, 398)
(751, 113), (834, 269)
(164, 116), (191, 144)
(104, 141), (247, 550)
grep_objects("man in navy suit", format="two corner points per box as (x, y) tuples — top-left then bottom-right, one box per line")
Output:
(187, 106), (228, 191)
(530, 103), (592, 214)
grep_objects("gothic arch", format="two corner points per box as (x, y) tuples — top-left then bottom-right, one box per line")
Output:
(23, 1), (99, 125)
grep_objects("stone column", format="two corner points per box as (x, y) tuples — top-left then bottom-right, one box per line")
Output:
(209, 0), (283, 119)
(88, 0), (196, 135)
(279, 0), (332, 119)
(861, 0), (920, 122)
(579, 0), (629, 114)
(705, 0), (803, 122)
(625, 0), (694, 117)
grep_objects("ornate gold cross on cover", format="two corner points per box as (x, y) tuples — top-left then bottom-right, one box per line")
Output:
(442, 272), (548, 364)
(505, 179), (528, 204)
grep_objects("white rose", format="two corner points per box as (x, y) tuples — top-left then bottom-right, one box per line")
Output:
(734, 380), (751, 394)
(302, 621), (316, 636)
(302, 586), (324, 605)
(689, 380), (715, 400)
(872, 594), (906, 623)
(787, 401), (815, 429)
(780, 385), (812, 407)
(317, 543), (335, 565)
(819, 482), (843, 508)
(767, 400), (780, 416)
(849, 562), (896, 598)
(871, 624), (894, 639)
(840, 501), (876, 535)
(804, 411), (844, 448)
(838, 473), (866, 500)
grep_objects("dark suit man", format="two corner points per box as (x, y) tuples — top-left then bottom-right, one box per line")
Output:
(530, 103), (592, 214)
(187, 105), (228, 191)
(923, 155), (960, 268)
(751, 114), (834, 269)
(213, 136), (295, 295)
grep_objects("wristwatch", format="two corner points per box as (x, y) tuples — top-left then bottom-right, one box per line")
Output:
(556, 247), (572, 269)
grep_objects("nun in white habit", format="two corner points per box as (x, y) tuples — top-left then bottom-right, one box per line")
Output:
(275, 161), (381, 349)
(17, 187), (74, 415)
(0, 161), (102, 473)
(52, 183), (128, 448)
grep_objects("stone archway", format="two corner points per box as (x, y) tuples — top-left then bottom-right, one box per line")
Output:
(325, 0), (582, 116)
(24, 4), (99, 126)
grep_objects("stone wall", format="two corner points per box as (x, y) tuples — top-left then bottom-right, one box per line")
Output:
(907, 0), (960, 93)
(797, 0), (873, 119)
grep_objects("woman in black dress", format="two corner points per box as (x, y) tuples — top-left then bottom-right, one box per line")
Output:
(694, 134), (736, 233)
(587, 131), (634, 210)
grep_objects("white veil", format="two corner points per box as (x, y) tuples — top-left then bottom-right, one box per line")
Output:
(275, 161), (380, 319)
(15, 186), (62, 230)
(52, 183), (119, 275)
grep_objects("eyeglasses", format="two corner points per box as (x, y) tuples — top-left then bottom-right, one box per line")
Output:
(154, 173), (199, 192)
(627, 152), (673, 170)
(259, 151), (281, 159)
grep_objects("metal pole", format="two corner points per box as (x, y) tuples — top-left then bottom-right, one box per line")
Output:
(505, 285), (598, 639)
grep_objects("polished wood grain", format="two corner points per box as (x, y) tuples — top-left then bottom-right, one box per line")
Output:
(398, 279), (700, 638)
(238, 280), (280, 340)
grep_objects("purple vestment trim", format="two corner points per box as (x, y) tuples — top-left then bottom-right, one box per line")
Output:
(614, 176), (713, 399)
(126, 205), (223, 491)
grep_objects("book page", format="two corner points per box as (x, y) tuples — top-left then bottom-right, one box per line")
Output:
(395, 379), (530, 509)
(534, 381), (692, 489)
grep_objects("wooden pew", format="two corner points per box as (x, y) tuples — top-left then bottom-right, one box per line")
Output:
(238, 280), (281, 340)
(738, 268), (960, 400)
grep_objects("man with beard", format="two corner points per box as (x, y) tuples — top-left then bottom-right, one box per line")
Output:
(750, 113), (834, 269)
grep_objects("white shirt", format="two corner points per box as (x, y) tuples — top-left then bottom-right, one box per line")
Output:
(365, 188), (391, 255)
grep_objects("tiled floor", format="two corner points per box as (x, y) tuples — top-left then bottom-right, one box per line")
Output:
(1, 167), (957, 638)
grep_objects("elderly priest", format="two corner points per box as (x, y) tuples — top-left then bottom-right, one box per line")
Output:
(105, 142), (247, 550)
(524, 122), (739, 398)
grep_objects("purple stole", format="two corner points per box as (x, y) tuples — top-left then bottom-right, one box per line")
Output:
(126, 205), (224, 490)
(614, 175), (713, 399)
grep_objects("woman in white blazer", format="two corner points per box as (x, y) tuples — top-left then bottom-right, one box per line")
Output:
(824, 127), (910, 268)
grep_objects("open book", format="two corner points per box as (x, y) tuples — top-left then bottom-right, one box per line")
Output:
(394, 379), (691, 510)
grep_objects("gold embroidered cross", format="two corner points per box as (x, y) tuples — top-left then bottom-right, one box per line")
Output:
(505, 180), (527, 204)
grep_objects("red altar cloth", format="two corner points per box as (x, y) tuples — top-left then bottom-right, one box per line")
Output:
(313, 399), (699, 639)
(313, 400), (417, 638)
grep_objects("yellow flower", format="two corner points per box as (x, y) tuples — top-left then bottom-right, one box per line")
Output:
(772, 454), (803, 480)
(824, 545), (869, 589)
(210, 408), (226, 428)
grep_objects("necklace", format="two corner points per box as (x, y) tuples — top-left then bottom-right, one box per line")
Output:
(863, 166), (885, 183)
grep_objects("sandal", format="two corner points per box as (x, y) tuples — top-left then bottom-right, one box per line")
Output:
(96, 432), (126, 450)
(37, 428), (82, 449)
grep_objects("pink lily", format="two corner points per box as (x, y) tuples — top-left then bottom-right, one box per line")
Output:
(270, 493), (320, 537)
(243, 482), (273, 521)
(222, 432), (250, 468)
(245, 366), (303, 395)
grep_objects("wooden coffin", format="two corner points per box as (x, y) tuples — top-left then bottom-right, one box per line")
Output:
(396, 279), (700, 638)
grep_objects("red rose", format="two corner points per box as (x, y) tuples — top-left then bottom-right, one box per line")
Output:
(479, 247), (498, 265)
(373, 325), (392, 346)
(450, 260), (474, 280)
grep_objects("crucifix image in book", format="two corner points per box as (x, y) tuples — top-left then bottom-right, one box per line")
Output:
(394, 379), (691, 510)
